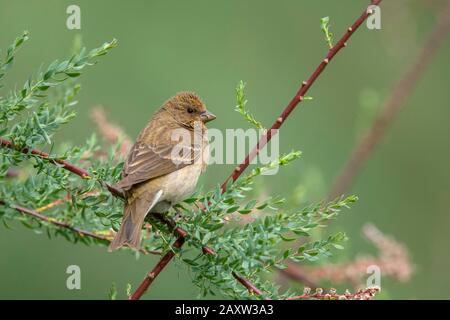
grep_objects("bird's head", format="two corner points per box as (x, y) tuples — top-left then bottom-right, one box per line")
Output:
(162, 92), (216, 129)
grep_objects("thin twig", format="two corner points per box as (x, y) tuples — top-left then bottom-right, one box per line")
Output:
(130, 236), (185, 300)
(1, 0), (383, 298)
(5, 200), (104, 241)
(232, 272), (265, 297)
(283, 2), (450, 289)
(132, 0), (383, 299)
(0, 137), (214, 250)
(221, 0), (383, 191)
(287, 286), (380, 300)
(0, 200), (109, 241)
(328, 3), (450, 199)
(36, 191), (95, 212)
(1, 138), (89, 178)
(0, 199), (161, 255)
(0, 137), (123, 196)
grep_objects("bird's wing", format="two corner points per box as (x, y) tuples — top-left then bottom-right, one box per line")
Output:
(115, 141), (201, 191)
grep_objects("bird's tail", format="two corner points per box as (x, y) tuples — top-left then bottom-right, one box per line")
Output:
(108, 197), (149, 252)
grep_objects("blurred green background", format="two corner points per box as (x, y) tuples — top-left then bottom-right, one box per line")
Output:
(1, 0), (450, 299)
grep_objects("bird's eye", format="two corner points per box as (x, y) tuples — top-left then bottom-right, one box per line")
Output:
(187, 107), (195, 114)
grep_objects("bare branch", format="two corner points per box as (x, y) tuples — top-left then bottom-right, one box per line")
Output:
(0, 199), (161, 255)
(282, 4), (450, 287)
(287, 286), (380, 300)
(328, 3), (450, 199)
(232, 272), (265, 297)
(0, 137), (123, 196)
(1, 0), (385, 299)
(133, 0), (384, 299)
(221, 0), (383, 191)
(130, 236), (185, 300)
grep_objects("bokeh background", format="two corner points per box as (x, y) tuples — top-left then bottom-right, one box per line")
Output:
(1, 0), (449, 299)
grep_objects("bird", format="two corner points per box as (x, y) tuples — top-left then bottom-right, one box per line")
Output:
(108, 92), (216, 251)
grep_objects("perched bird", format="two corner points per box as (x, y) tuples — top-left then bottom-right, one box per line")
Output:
(108, 92), (216, 251)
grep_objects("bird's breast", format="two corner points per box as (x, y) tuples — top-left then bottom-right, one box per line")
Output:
(159, 163), (203, 204)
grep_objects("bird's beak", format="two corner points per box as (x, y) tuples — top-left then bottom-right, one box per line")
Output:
(200, 110), (216, 123)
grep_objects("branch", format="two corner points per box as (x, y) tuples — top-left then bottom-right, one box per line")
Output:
(282, 2), (450, 290)
(0, 141), (163, 254)
(130, 236), (185, 300)
(1, 0), (383, 298)
(221, 0), (383, 191)
(0, 199), (161, 255)
(328, 3), (450, 199)
(0, 199), (108, 241)
(287, 286), (380, 300)
(232, 272), (265, 297)
(283, 224), (413, 288)
(0, 137), (123, 196)
(133, 0), (384, 299)
(0, 137), (212, 250)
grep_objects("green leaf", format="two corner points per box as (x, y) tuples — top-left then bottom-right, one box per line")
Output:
(108, 283), (117, 300)
(226, 205), (240, 213)
(234, 81), (265, 130)
(320, 16), (334, 49)
(280, 234), (297, 242)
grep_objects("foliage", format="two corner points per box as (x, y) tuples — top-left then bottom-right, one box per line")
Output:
(320, 17), (334, 49)
(0, 31), (29, 89)
(0, 33), (358, 299)
(108, 283), (118, 300)
(234, 81), (265, 130)
(0, 34), (164, 253)
(175, 173), (355, 298)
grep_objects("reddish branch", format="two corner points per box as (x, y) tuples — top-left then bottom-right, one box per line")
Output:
(132, 0), (384, 299)
(232, 272), (264, 296)
(287, 286), (380, 300)
(0, 199), (109, 241)
(1, 136), (211, 241)
(328, 3), (450, 199)
(0, 199), (161, 255)
(0, 136), (214, 252)
(1, 0), (384, 299)
(0, 137), (123, 196)
(0, 140), (163, 254)
(1, 138), (90, 179)
(0, 138), (190, 235)
(283, 2), (450, 289)
(221, 0), (383, 191)
(130, 236), (185, 300)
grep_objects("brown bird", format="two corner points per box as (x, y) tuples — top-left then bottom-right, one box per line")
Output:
(108, 92), (216, 251)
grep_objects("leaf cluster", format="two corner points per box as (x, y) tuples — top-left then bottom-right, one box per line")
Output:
(0, 32), (358, 300)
